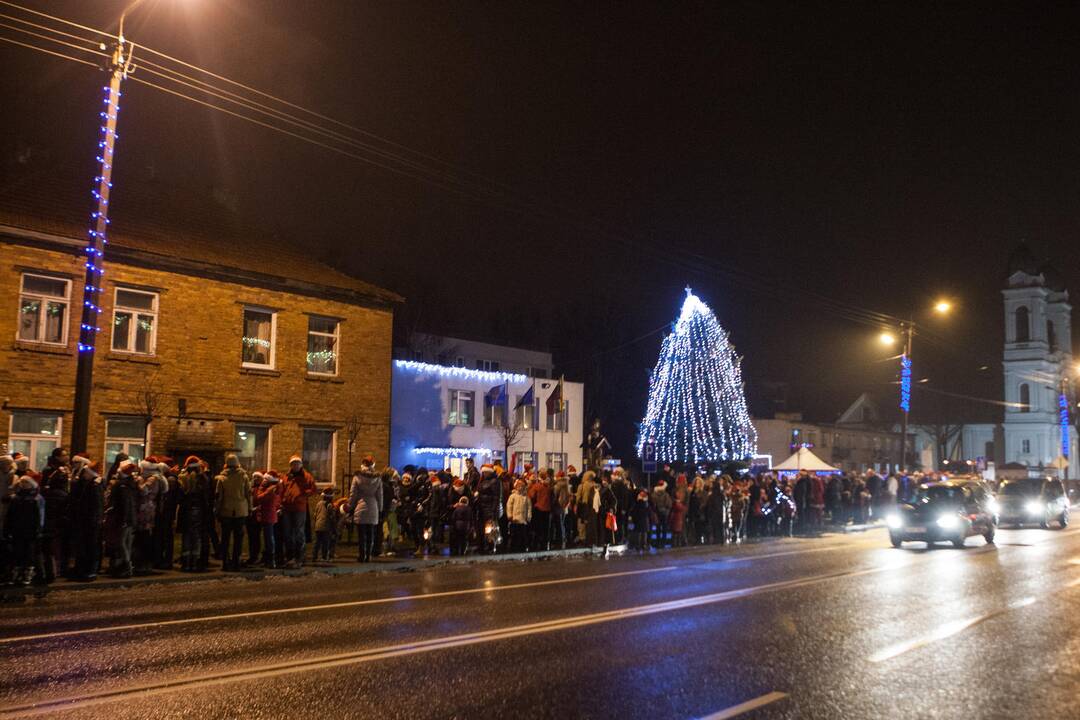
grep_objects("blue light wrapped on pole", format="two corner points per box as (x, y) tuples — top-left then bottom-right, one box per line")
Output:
(1060, 392), (1070, 459)
(899, 355), (912, 412)
(637, 288), (757, 463)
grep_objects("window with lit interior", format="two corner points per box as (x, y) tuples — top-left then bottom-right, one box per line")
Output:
(307, 316), (339, 375)
(242, 307), (276, 368)
(18, 273), (69, 345)
(112, 288), (158, 354)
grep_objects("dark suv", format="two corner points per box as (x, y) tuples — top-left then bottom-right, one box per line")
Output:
(887, 480), (998, 548)
(997, 477), (1069, 529)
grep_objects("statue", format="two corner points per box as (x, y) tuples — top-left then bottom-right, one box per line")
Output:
(583, 418), (611, 471)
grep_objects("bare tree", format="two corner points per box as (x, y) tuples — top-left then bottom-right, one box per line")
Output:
(344, 411), (362, 487)
(500, 413), (526, 471)
(135, 370), (163, 456)
(917, 422), (963, 470)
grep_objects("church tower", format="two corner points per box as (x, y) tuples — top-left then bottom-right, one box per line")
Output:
(1002, 243), (1074, 476)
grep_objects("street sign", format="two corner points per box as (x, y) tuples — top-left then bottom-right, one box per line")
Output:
(641, 441), (657, 474)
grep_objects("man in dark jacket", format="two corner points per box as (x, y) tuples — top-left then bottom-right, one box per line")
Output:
(463, 458), (481, 493)
(610, 469), (633, 544)
(793, 471), (811, 534)
(373, 468), (395, 557)
(69, 457), (104, 581)
(475, 464), (502, 554)
(5, 477), (43, 586)
(108, 463), (139, 578)
(178, 456), (213, 572)
(40, 472), (70, 583)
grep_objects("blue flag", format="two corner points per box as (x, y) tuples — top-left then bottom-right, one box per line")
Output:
(515, 384), (535, 409)
(486, 383), (507, 406)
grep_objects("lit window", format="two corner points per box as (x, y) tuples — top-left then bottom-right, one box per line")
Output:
(515, 394), (539, 429)
(235, 425), (271, 472)
(242, 307), (276, 368)
(302, 428), (335, 484)
(476, 359), (500, 372)
(547, 400), (569, 431)
(448, 390), (474, 426)
(18, 274), (70, 345)
(484, 394), (506, 427)
(307, 316), (339, 375)
(545, 452), (567, 471)
(111, 288), (158, 354)
(8, 412), (61, 473)
(514, 452), (537, 474)
(104, 417), (147, 466)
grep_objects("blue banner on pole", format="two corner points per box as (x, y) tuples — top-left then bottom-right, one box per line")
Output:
(899, 355), (912, 412)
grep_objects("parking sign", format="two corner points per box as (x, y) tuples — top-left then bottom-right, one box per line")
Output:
(641, 441), (657, 474)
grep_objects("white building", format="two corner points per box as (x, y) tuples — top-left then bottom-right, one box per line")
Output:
(914, 244), (1078, 478)
(390, 334), (584, 474)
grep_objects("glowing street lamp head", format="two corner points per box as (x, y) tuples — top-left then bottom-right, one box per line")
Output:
(934, 299), (952, 314)
(879, 331), (897, 346)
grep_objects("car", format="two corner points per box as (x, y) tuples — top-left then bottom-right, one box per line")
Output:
(996, 477), (1069, 529)
(887, 479), (998, 548)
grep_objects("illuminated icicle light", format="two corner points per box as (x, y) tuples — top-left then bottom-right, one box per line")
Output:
(394, 360), (527, 384)
(413, 447), (494, 458)
(636, 288), (757, 463)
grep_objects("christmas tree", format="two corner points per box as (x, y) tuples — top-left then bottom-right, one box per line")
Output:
(638, 288), (757, 463)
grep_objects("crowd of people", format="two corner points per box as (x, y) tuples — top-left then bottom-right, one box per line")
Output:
(1, 445), (927, 587)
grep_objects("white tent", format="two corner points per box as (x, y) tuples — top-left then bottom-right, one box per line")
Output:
(771, 446), (840, 472)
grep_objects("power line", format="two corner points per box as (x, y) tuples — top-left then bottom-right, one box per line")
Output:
(0, 33), (98, 67)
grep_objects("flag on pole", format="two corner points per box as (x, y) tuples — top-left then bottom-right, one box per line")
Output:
(486, 383), (507, 407)
(546, 375), (565, 415)
(515, 383), (535, 409)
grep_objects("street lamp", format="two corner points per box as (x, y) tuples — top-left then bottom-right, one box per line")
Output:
(881, 301), (953, 476)
(71, 0), (175, 452)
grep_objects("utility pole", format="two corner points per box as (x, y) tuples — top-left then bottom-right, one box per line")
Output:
(71, 33), (134, 453)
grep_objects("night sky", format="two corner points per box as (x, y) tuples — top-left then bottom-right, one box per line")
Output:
(5, 1), (1080, 456)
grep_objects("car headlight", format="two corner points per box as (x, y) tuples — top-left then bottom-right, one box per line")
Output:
(1025, 500), (1045, 515)
(986, 498), (999, 514)
(886, 514), (903, 529)
(936, 514), (960, 529)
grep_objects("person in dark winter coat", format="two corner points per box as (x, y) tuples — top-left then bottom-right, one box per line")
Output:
(106, 463), (139, 578)
(349, 460), (383, 563)
(68, 457), (104, 581)
(793, 471), (811, 533)
(178, 456), (213, 572)
(610, 469), (633, 544)
(280, 455), (316, 569)
(475, 465), (502, 554)
(40, 472), (70, 583)
(312, 487), (338, 562)
(424, 472), (448, 551)
(450, 496), (472, 556)
(463, 457), (481, 493)
(705, 478), (729, 544)
(630, 490), (651, 552)
(6, 477), (44, 585)
(650, 480), (672, 548)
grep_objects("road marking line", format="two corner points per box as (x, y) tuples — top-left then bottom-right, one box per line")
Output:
(0, 564), (899, 716)
(697, 691), (789, 719)
(0, 540), (858, 645)
(0, 566), (679, 645)
(869, 591), (1058, 663)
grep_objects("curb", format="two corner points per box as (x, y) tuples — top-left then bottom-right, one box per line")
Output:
(1, 545), (621, 597)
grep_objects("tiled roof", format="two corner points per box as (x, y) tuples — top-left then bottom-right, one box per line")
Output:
(0, 160), (402, 306)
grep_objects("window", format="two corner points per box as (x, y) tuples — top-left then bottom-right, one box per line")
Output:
(104, 417), (147, 467)
(1021, 439), (1031, 454)
(448, 390), (474, 426)
(484, 393), (506, 427)
(111, 288), (157, 354)
(302, 428), (335, 483)
(1015, 306), (1030, 342)
(235, 425), (271, 472)
(514, 451), (537, 474)
(1047, 319), (1057, 351)
(455, 356), (465, 368)
(306, 316), (339, 375)
(242, 307), (276, 368)
(530, 367), (549, 379)
(8, 412), (61, 473)
(515, 394), (540, 429)
(476, 359), (499, 372)
(547, 400), (569, 431)
(1019, 383), (1031, 412)
(18, 273), (70, 345)
(545, 452), (567, 471)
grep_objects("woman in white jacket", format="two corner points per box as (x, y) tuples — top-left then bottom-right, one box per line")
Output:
(505, 479), (532, 553)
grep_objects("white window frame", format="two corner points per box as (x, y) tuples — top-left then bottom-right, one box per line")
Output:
(448, 389), (474, 427)
(484, 395), (506, 427)
(235, 424), (273, 472)
(476, 359), (499, 372)
(241, 306), (277, 369)
(111, 287), (158, 355)
(547, 400), (569, 431)
(514, 451), (537, 474)
(104, 416), (149, 466)
(1021, 438), (1031, 454)
(306, 316), (340, 376)
(17, 273), (70, 346)
(515, 394), (540, 429)
(8, 412), (62, 471)
(545, 452), (567, 471)
(302, 427), (336, 486)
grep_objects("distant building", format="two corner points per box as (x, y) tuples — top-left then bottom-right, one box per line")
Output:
(0, 170), (399, 482)
(754, 394), (910, 474)
(390, 334), (584, 474)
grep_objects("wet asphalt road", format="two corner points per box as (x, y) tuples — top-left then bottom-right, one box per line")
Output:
(2, 526), (1080, 719)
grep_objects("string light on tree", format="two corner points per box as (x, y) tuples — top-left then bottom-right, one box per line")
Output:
(637, 288), (757, 463)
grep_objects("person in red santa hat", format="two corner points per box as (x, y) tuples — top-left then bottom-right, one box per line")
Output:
(280, 454), (315, 569)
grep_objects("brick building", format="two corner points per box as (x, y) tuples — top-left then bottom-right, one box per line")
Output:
(0, 171), (399, 484)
